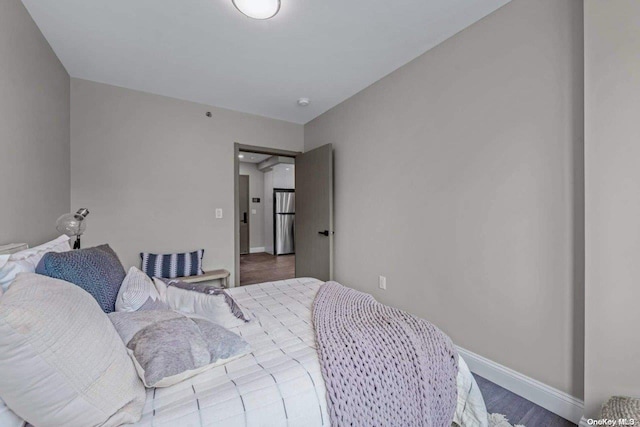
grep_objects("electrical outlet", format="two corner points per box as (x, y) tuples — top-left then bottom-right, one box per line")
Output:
(379, 276), (387, 290)
(215, 209), (223, 219)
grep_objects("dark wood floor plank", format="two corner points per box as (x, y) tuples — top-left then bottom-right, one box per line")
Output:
(240, 252), (295, 286)
(474, 374), (576, 427)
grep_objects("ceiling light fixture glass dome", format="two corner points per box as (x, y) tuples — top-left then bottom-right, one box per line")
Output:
(232, 0), (280, 20)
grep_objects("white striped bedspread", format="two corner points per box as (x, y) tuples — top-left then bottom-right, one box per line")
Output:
(132, 277), (489, 427)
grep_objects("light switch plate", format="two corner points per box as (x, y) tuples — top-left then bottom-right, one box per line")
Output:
(252, 209), (257, 214)
(379, 276), (387, 290)
(215, 208), (223, 219)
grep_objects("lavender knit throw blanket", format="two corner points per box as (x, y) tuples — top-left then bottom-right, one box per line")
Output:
(313, 282), (458, 427)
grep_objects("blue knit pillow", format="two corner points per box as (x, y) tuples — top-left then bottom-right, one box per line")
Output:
(140, 249), (204, 279)
(36, 245), (126, 313)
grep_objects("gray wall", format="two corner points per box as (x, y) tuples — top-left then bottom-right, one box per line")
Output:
(71, 79), (303, 284)
(584, 0), (640, 417)
(239, 162), (265, 251)
(0, 0), (70, 247)
(305, 0), (584, 398)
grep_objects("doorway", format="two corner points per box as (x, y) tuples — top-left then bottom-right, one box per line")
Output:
(233, 142), (335, 288)
(234, 143), (300, 286)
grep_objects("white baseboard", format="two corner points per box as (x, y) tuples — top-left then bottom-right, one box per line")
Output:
(456, 346), (584, 425)
(249, 247), (265, 253)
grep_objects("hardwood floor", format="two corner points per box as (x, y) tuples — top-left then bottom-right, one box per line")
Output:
(474, 374), (577, 427)
(240, 252), (295, 286)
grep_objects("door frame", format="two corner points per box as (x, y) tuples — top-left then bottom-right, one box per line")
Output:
(234, 143), (301, 287)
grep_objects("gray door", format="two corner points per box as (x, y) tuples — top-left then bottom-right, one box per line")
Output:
(239, 175), (250, 255)
(295, 144), (333, 281)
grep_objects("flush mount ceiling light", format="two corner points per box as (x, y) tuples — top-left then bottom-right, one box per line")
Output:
(232, 0), (281, 20)
(297, 97), (310, 107)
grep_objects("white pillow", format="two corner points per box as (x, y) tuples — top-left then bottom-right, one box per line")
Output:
(0, 273), (145, 427)
(0, 398), (24, 427)
(153, 278), (250, 329)
(0, 235), (70, 291)
(116, 267), (168, 312)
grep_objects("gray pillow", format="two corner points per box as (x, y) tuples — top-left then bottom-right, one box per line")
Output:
(109, 310), (251, 388)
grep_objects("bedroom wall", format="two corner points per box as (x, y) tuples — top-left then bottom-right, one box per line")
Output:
(71, 79), (303, 283)
(305, 0), (584, 399)
(239, 162), (265, 251)
(0, 0), (70, 247)
(584, 0), (640, 418)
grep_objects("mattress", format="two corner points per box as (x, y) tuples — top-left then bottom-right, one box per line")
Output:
(133, 277), (328, 427)
(132, 277), (488, 427)
(0, 278), (328, 427)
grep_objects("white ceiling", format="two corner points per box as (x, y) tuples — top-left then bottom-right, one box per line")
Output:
(22, 0), (510, 124)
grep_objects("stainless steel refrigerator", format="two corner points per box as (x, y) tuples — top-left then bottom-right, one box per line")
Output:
(274, 190), (295, 255)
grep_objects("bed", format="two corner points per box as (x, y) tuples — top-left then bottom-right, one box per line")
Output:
(131, 277), (488, 427)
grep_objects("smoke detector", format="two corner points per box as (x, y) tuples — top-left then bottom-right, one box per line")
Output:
(297, 98), (311, 107)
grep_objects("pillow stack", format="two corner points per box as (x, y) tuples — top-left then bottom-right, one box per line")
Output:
(0, 240), (252, 425)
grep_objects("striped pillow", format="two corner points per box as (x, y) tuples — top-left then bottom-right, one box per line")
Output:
(140, 250), (204, 279)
